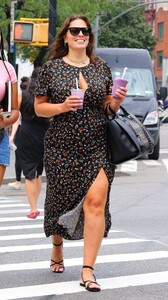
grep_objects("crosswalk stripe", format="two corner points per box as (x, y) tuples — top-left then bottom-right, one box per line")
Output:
(1, 271), (168, 299)
(162, 159), (168, 172)
(0, 216), (44, 222)
(0, 204), (29, 208)
(0, 251), (167, 272)
(0, 238), (149, 253)
(0, 209), (43, 214)
(0, 233), (45, 240)
(0, 224), (43, 231)
(160, 149), (168, 153)
(0, 199), (22, 202)
(143, 160), (161, 166)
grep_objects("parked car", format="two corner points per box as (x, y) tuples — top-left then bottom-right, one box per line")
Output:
(96, 47), (168, 159)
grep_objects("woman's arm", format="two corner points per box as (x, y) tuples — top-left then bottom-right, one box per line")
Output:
(34, 95), (84, 117)
(0, 82), (19, 129)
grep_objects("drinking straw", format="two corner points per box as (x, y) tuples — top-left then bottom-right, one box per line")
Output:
(122, 67), (128, 79)
(76, 78), (79, 89)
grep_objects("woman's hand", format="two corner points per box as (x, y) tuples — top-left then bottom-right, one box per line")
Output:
(104, 87), (127, 115)
(62, 95), (83, 112)
(0, 114), (7, 130)
(113, 86), (127, 104)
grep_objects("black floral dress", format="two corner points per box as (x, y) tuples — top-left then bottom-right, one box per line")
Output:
(35, 58), (116, 240)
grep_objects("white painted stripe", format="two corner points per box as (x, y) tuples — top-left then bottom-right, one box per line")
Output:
(1, 271), (168, 299)
(0, 226), (118, 232)
(0, 224), (43, 231)
(120, 160), (137, 172)
(0, 199), (21, 202)
(0, 216), (44, 222)
(0, 251), (167, 272)
(0, 209), (43, 214)
(160, 149), (168, 153)
(0, 204), (29, 208)
(0, 233), (45, 240)
(109, 229), (124, 233)
(143, 160), (161, 166)
(162, 159), (168, 172)
(0, 238), (149, 253)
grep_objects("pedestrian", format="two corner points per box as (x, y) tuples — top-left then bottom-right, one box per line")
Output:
(16, 67), (49, 218)
(0, 27), (19, 187)
(8, 76), (30, 190)
(34, 15), (127, 292)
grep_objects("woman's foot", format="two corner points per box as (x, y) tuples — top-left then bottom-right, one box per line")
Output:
(80, 265), (101, 292)
(8, 181), (21, 190)
(50, 241), (65, 273)
(27, 210), (40, 219)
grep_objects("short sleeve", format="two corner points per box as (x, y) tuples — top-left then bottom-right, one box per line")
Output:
(104, 62), (113, 95)
(5, 62), (17, 83)
(34, 61), (52, 97)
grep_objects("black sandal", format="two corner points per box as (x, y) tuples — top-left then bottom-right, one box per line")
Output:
(50, 241), (65, 273)
(80, 265), (101, 292)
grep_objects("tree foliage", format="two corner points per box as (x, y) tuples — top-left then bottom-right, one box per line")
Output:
(0, 0), (157, 65)
(98, 0), (157, 56)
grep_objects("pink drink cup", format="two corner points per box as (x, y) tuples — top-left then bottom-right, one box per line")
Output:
(71, 88), (85, 109)
(112, 78), (128, 98)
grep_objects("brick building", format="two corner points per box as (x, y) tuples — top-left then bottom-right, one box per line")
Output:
(154, 6), (168, 89)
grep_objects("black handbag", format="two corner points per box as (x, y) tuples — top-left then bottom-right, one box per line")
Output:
(105, 105), (155, 165)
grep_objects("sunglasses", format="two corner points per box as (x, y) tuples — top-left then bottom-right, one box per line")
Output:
(67, 27), (91, 36)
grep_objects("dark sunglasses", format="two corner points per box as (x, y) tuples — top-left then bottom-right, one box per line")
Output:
(67, 27), (91, 36)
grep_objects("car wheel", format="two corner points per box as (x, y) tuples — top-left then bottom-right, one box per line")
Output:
(148, 137), (160, 160)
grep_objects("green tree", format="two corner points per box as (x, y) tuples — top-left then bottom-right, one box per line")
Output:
(0, 0), (156, 65)
(98, 0), (157, 57)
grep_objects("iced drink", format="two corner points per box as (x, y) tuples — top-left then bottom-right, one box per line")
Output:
(112, 78), (128, 98)
(71, 88), (85, 109)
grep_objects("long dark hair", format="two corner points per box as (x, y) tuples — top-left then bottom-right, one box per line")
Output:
(0, 27), (7, 61)
(48, 15), (99, 64)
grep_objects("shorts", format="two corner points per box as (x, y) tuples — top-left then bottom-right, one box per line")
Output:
(0, 132), (10, 166)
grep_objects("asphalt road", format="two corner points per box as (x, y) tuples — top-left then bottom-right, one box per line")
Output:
(0, 123), (168, 299)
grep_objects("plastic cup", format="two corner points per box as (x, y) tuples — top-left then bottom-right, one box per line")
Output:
(71, 88), (85, 109)
(112, 78), (128, 98)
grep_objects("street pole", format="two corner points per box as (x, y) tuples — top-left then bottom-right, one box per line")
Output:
(49, 0), (56, 45)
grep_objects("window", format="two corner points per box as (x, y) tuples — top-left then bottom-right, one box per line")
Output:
(157, 51), (163, 69)
(158, 22), (164, 40)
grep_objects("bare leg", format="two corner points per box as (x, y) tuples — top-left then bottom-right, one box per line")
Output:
(25, 176), (41, 212)
(50, 235), (64, 272)
(0, 165), (6, 187)
(81, 168), (109, 289)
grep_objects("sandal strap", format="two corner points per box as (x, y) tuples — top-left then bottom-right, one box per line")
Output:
(85, 280), (100, 288)
(82, 265), (94, 271)
(53, 241), (63, 247)
(50, 259), (63, 267)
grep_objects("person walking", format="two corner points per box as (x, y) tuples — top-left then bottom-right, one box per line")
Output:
(8, 76), (30, 190)
(0, 27), (18, 187)
(34, 15), (127, 292)
(16, 67), (49, 218)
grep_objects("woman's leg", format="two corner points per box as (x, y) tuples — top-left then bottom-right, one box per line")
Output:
(50, 235), (64, 272)
(25, 176), (41, 212)
(8, 151), (22, 189)
(81, 168), (109, 288)
(15, 151), (22, 182)
(0, 165), (6, 187)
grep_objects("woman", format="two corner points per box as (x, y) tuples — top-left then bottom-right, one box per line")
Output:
(34, 15), (127, 292)
(16, 68), (49, 218)
(0, 27), (18, 187)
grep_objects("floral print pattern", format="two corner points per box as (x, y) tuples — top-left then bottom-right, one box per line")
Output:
(35, 58), (116, 240)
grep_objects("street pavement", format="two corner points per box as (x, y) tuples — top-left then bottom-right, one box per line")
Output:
(0, 124), (168, 299)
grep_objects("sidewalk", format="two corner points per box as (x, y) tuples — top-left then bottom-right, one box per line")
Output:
(2, 149), (46, 185)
